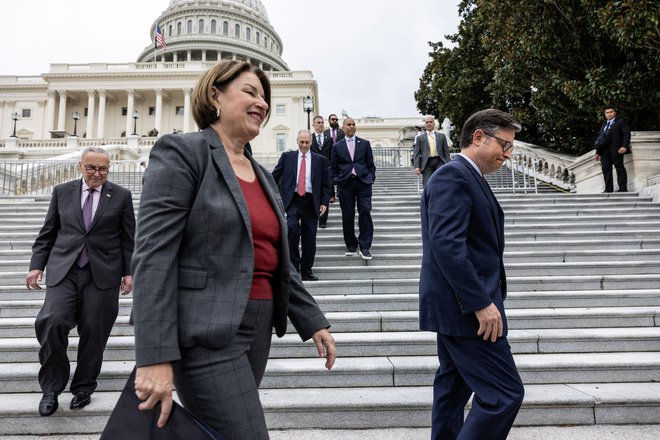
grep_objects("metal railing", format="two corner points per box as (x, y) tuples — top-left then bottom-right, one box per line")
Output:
(0, 160), (145, 197)
(373, 147), (414, 168)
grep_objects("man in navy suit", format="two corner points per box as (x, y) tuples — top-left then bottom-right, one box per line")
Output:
(330, 117), (376, 260)
(26, 147), (135, 416)
(311, 115), (334, 228)
(594, 105), (631, 192)
(419, 109), (525, 440)
(272, 130), (331, 281)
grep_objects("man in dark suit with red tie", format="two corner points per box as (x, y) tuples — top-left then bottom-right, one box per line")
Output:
(26, 147), (135, 416)
(419, 109), (524, 440)
(311, 115), (334, 228)
(272, 130), (331, 281)
(330, 117), (376, 260)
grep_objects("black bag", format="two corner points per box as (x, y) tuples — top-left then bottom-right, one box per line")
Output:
(100, 367), (224, 440)
(593, 129), (611, 151)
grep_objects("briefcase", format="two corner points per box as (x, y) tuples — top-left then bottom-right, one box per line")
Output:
(100, 366), (224, 440)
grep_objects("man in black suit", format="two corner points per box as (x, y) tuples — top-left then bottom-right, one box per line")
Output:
(26, 147), (135, 416)
(324, 114), (344, 205)
(594, 105), (631, 192)
(311, 115), (334, 228)
(330, 117), (376, 260)
(272, 130), (331, 281)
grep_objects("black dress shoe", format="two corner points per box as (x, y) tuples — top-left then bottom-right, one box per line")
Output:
(301, 272), (319, 281)
(319, 223), (327, 229)
(70, 391), (91, 409)
(38, 392), (58, 416)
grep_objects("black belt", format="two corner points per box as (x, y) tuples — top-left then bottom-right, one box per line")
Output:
(295, 192), (312, 198)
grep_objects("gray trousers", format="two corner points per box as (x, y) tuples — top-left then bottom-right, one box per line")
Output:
(172, 299), (274, 440)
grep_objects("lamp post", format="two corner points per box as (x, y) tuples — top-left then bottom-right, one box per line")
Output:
(71, 112), (80, 137)
(10, 112), (19, 138)
(302, 95), (314, 130)
(132, 111), (140, 136)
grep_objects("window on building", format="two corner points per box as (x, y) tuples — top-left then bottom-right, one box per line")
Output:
(199, 19), (204, 33)
(169, 24), (173, 36)
(256, 31), (260, 44)
(276, 133), (287, 152)
(149, 107), (156, 116)
(177, 22), (182, 35)
(235, 24), (240, 37)
(246, 27), (251, 41)
(121, 107), (128, 116)
(21, 108), (31, 118)
(176, 106), (184, 116)
(211, 19), (216, 34)
(264, 36), (268, 48)
(187, 20), (192, 34)
(83, 108), (88, 117)
(276, 104), (286, 114)
(223, 21), (228, 35)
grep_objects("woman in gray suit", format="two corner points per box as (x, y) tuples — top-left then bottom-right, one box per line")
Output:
(131, 60), (336, 439)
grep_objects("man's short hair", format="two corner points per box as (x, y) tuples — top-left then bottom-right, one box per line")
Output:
(81, 146), (110, 160)
(460, 109), (522, 149)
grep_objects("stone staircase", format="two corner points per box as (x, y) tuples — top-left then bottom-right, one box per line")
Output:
(0, 167), (659, 436)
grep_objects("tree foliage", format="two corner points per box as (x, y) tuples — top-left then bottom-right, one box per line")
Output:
(416, 0), (660, 154)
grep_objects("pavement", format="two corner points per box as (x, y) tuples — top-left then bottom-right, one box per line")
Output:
(2, 425), (659, 439)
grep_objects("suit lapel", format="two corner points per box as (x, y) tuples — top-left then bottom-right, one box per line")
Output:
(70, 180), (85, 231)
(89, 181), (112, 231)
(456, 156), (504, 252)
(205, 129), (254, 242)
(252, 154), (287, 243)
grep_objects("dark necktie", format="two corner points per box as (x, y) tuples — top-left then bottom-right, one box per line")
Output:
(317, 134), (322, 149)
(77, 188), (95, 267)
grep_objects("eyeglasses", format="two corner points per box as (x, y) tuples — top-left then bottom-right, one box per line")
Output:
(329, 118), (338, 122)
(82, 164), (110, 175)
(483, 131), (514, 153)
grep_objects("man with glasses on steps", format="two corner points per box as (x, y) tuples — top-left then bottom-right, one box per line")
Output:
(26, 147), (135, 417)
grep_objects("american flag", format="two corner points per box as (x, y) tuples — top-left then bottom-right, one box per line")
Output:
(155, 24), (166, 50)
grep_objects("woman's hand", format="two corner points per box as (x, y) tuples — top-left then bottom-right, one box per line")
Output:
(312, 328), (336, 370)
(135, 362), (174, 428)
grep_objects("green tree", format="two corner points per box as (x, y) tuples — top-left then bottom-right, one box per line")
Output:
(417, 0), (660, 155)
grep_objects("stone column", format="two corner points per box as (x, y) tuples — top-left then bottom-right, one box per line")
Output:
(631, 131), (660, 193)
(173, 52), (178, 62)
(202, 50), (207, 62)
(86, 90), (96, 138)
(126, 89), (135, 136)
(155, 88), (163, 135)
(46, 91), (56, 137)
(0, 101), (6, 136)
(183, 88), (192, 133)
(187, 50), (192, 61)
(97, 90), (107, 139)
(57, 90), (68, 131)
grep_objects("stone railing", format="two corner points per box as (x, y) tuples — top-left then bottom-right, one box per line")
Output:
(513, 141), (576, 191)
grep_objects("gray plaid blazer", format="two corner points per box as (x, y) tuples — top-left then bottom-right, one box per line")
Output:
(131, 127), (330, 367)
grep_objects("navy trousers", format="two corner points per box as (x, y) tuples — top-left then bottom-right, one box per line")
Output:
(432, 334), (524, 440)
(337, 177), (373, 251)
(286, 194), (319, 274)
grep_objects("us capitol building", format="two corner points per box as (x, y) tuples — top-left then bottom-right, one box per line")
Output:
(0, 0), (421, 164)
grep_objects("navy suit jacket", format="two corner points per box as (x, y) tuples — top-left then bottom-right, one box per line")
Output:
(271, 150), (331, 217)
(29, 179), (135, 289)
(597, 117), (631, 155)
(330, 136), (376, 186)
(419, 155), (508, 337)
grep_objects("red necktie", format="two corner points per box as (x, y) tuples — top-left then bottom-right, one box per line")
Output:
(297, 154), (306, 196)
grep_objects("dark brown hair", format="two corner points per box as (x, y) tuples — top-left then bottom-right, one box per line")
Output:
(192, 60), (271, 129)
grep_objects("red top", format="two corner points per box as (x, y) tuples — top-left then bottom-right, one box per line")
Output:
(237, 176), (280, 300)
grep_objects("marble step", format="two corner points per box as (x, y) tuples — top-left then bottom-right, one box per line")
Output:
(0, 382), (659, 435)
(1, 328), (660, 363)
(2, 305), (657, 337)
(2, 352), (659, 393)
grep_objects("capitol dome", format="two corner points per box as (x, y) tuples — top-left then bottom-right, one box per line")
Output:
(137, 0), (288, 71)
